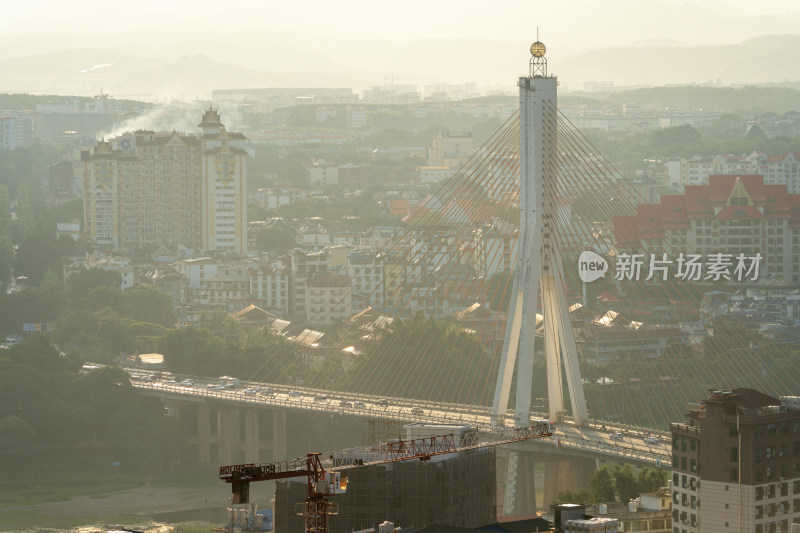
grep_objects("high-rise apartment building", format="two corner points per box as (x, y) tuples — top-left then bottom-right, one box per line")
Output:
(671, 388), (800, 533)
(82, 108), (248, 255)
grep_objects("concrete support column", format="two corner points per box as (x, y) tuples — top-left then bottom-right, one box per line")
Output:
(244, 408), (260, 463)
(162, 399), (182, 467)
(541, 456), (597, 509)
(543, 459), (567, 508)
(218, 407), (240, 466)
(197, 404), (212, 464)
(570, 457), (595, 492)
(272, 410), (286, 461)
(514, 451), (538, 515)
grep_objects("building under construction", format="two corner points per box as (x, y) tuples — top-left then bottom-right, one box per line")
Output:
(274, 446), (497, 533)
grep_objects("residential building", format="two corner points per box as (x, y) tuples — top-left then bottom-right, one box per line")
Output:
(315, 105), (337, 122)
(305, 273), (351, 324)
(82, 108), (248, 255)
(614, 174), (800, 283)
(671, 388), (800, 533)
(345, 106), (367, 128)
(290, 248), (330, 317)
(579, 490), (670, 532)
(200, 265), (250, 311)
(46, 160), (78, 207)
(0, 113), (34, 150)
(416, 166), (454, 184)
(176, 258), (219, 289)
(577, 324), (687, 364)
(306, 160), (338, 187)
(348, 248), (384, 312)
(429, 129), (473, 169)
(248, 263), (290, 315)
(667, 152), (800, 194)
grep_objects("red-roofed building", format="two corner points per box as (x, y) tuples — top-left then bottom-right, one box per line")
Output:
(614, 175), (800, 282)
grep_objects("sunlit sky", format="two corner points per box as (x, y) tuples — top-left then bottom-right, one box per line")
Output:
(3, 0), (800, 95)
(3, 0), (800, 47)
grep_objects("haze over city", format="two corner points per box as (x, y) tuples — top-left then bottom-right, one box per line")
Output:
(4, 1), (800, 532)
(4, 0), (800, 98)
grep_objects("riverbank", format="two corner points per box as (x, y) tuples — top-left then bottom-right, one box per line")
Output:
(0, 481), (231, 532)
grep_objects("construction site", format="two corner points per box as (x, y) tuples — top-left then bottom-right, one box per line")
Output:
(219, 422), (555, 533)
(274, 445), (497, 532)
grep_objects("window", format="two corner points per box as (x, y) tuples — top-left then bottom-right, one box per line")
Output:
(769, 423), (777, 436)
(756, 425), (764, 437)
(731, 446), (739, 462)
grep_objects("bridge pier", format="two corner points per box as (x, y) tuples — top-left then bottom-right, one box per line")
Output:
(542, 456), (595, 509)
(497, 445), (596, 517)
(161, 397), (288, 466)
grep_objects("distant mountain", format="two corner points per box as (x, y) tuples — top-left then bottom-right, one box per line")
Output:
(1, 32), (800, 99)
(558, 35), (800, 88)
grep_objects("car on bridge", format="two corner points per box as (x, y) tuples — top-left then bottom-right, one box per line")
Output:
(288, 390), (301, 397)
(353, 401), (366, 409)
(411, 407), (424, 415)
(375, 399), (389, 407)
(180, 379), (194, 386)
(314, 395), (328, 402)
(644, 435), (660, 445)
(610, 432), (624, 441)
(339, 400), (352, 408)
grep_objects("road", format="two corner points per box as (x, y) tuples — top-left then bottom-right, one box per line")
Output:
(125, 367), (673, 467)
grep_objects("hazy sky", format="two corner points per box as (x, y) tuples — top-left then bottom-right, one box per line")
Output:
(4, 0), (800, 48)
(3, 0), (800, 96)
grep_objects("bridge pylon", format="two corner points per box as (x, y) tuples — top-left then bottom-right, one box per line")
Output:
(491, 41), (588, 428)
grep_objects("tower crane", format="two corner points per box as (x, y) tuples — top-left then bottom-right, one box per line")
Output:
(219, 423), (553, 533)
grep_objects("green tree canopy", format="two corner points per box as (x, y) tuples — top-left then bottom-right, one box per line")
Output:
(254, 226), (296, 253)
(0, 415), (35, 452)
(68, 268), (122, 302)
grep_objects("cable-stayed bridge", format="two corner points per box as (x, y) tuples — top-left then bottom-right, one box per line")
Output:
(126, 42), (800, 513)
(129, 372), (672, 468)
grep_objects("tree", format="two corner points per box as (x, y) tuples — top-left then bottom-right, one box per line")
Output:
(486, 271), (512, 312)
(125, 285), (177, 327)
(612, 464), (639, 503)
(68, 268), (122, 302)
(8, 334), (74, 372)
(0, 415), (36, 451)
(14, 233), (75, 286)
(652, 125), (702, 150)
(637, 467), (668, 494)
(254, 226), (296, 253)
(589, 466), (616, 502)
(157, 327), (229, 375)
(555, 489), (593, 505)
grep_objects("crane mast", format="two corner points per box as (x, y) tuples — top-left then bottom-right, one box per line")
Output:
(219, 423), (553, 533)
